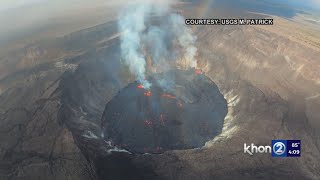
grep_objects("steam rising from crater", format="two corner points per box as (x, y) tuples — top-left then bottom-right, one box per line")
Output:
(118, 1), (198, 89)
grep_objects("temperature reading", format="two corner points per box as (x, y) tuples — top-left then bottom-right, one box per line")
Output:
(287, 140), (301, 157)
(292, 143), (300, 148)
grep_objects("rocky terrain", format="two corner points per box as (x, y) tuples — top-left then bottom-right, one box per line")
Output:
(0, 1), (319, 180)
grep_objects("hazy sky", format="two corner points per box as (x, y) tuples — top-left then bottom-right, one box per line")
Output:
(0, 0), (126, 42)
(0, 0), (176, 47)
(1, 0), (319, 10)
(0, 0), (318, 47)
(0, 0), (47, 11)
(280, 0), (320, 8)
(0, 0), (174, 11)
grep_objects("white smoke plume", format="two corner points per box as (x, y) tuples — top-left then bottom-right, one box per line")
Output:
(144, 26), (168, 67)
(119, 4), (152, 88)
(169, 14), (198, 68)
(118, 1), (198, 89)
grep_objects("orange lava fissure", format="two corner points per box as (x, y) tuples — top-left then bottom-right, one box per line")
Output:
(195, 69), (203, 75)
(161, 93), (176, 99)
(137, 84), (144, 89)
(144, 91), (152, 97)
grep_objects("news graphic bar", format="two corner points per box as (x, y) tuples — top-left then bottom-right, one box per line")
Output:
(244, 140), (301, 157)
(272, 140), (301, 157)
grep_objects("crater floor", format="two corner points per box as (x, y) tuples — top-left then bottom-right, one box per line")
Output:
(101, 70), (228, 153)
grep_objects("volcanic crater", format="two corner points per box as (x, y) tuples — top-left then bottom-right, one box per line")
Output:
(101, 69), (228, 153)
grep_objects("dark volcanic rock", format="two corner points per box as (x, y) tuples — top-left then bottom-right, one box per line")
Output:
(101, 70), (227, 153)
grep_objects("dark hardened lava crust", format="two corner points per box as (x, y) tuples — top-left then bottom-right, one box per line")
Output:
(101, 69), (228, 153)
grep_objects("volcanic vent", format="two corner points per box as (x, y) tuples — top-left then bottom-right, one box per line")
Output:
(101, 70), (227, 153)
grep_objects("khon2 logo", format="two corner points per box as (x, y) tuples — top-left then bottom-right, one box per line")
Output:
(272, 140), (287, 157)
(244, 140), (301, 157)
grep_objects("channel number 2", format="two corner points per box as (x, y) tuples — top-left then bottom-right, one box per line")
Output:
(273, 142), (286, 155)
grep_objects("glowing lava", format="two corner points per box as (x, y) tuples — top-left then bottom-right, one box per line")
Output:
(144, 91), (152, 97)
(161, 93), (176, 99)
(195, 69), (203, 75)
(137, 84), (144, 89)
